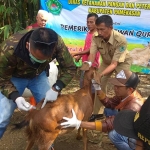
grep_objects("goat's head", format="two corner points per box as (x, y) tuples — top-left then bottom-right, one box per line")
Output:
(82, 67), (100, 87)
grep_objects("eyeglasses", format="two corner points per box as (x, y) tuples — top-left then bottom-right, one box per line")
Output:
(33, 41), (57, 46)
(128, 138), (144, 149)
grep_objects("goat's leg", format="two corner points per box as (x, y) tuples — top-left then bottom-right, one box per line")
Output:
(37, 132), (58, 150)
(82, 128), (88, 150)
(25, 140), (34, 150)
(38, 141), (54, 150)
(76, 127), (82, 140)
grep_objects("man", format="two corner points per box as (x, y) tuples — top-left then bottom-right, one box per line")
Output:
(84, 15), (132, 120)
(71, 13), (100, 70)
(0, 27), (76, 138)
(60, 70), (145, 150)
(71, 13), (101, 113)
(26, 10), (49, 29)
(114, 96), (150, 150)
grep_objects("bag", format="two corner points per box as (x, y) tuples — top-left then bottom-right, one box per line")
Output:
(73, 59), (82, 67)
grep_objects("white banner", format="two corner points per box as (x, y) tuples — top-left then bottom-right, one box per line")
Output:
(41, 0), (150, 74)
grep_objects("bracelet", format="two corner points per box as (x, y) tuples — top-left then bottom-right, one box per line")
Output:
(97, 91), (106, 100)
(53, 84), (62, 92)
(95, 120), (102, 131)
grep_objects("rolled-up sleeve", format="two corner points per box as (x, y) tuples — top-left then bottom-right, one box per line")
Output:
(112, 39), (128, 63)
(54, 36), (76, 87)
(90, 36), (98, 54)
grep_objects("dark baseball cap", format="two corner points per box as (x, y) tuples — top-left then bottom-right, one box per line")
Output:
(109, 70), (140, 89)
(114, 96), (150, 148)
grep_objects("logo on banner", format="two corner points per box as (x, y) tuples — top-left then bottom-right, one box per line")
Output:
(46, 0), (62, 15)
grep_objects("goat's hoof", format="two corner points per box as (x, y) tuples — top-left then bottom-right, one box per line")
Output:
(76, 135), (82, 140)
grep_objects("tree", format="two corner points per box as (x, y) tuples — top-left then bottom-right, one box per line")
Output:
(0, 0), (40, 42)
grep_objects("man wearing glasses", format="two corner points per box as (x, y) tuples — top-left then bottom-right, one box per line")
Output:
(60, 70), (145, 150)
(0, 28), (76, 139)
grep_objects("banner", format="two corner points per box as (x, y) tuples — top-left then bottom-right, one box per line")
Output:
(40, 0), (150, 74)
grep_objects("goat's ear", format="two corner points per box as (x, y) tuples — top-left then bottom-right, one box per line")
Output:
(93, 70), (101, 85)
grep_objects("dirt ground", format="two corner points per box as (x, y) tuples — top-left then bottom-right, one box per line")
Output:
(0, 72), (149, 150)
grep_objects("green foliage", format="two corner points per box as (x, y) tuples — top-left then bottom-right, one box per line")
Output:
(0, 25), (11, 40)
(0, 5), (6, 14)
(127, 43), (144, 51)
(0, 0), (40, 43)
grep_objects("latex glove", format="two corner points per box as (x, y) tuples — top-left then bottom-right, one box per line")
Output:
(60, 109), (81, 129)
(15, 97), (35, 111)
(84, 61), (92, 67)
(41, 88), (58, 108)
(80, 61), (92, 71)
(92, 79), (101, 90)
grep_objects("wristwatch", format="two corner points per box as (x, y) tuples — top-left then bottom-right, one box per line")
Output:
(53, 84), (61, 92)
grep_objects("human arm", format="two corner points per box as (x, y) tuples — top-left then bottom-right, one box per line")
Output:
(72, 49), (90, 57)
(99, 60), (118, 77)
(135, 140), (144, 150)
(60, 109), (114, 132)
(74, 55), (82, 62)
(41, 36), (77, 107)
(0, 43), (34, 111)
(0, 52), (34, 111)
(0, 39), (21, 100)
(53, 36), (76, 88)
(92, 79), (121, 109)
(88, 35), (98, 63)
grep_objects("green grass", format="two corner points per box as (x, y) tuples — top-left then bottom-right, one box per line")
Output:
(63, 38), (145, 51)
(63, 38), (84, 46)
(127, 43), (145, 51)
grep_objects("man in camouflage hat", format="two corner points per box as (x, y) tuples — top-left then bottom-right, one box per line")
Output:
(0, 27), (76, 138)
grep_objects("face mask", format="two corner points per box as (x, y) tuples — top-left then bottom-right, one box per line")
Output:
(29, 53), (46, 63)
(28, 43), (46, 63)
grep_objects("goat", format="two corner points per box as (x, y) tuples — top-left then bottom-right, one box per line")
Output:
(16, 67), (96, 150)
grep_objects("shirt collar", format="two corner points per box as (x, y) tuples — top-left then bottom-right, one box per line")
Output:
(95, 30), (114, 44)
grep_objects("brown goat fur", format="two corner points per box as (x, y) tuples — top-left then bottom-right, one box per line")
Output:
(24, 67), (95, 150)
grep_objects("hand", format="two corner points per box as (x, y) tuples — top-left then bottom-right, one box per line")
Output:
(15, 97), (35, 111)
(71, 53), (76, 57)
(60, 109), (81, 129)
(92, 79), (101, 90)
(41, 88), (58, 108)
(80, 61), (92, 71)
(74, 55), (81, 62)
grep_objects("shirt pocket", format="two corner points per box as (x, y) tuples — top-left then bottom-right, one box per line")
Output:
(109, 48), (115, 57)
(98, 47), (105, 55)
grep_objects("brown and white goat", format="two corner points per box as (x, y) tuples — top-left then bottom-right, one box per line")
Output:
(19, 67), (95, 150)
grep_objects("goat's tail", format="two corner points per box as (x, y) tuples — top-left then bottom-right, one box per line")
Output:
(12, 120), (29, 130)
